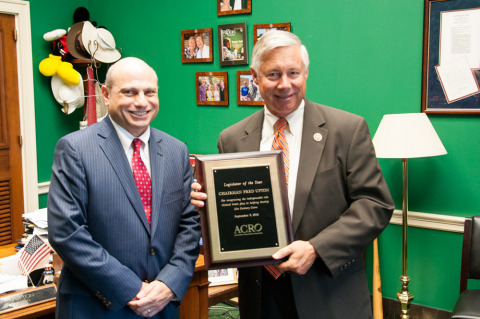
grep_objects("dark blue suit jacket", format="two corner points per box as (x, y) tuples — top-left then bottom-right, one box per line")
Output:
(48, 116), (201, 318)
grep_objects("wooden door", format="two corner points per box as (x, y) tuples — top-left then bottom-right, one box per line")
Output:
(0, 13), (25, 245)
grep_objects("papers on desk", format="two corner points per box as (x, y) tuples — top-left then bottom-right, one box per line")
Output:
(0, 255), (28, 294)
(23, 208), (48, 229)
(22, 208), (49, 245)
(0, 275), (27, 295)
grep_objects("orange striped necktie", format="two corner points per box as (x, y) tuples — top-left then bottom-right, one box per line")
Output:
(265, 118), (289, 279)
(271, 118), (289, 187)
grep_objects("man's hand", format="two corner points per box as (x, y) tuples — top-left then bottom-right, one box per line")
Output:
(190, 182), (207, 207)
(127, 281), (174, 317)
(273, 240), (318, 275)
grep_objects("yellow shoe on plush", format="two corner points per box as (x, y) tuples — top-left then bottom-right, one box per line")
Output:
(38, 54), (62, 76)
(57, 62), (81, 86)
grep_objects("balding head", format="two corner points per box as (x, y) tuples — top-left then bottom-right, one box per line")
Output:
(104, 57), (158, 90)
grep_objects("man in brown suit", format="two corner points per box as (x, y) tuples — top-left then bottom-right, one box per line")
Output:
(191, 30), (394, 319)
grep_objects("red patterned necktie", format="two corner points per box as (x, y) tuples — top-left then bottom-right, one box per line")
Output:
(132, 138), (152, 226)
(265, 118), (289, 279)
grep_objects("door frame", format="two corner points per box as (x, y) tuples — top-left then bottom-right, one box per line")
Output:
(0, 0), (38, 213)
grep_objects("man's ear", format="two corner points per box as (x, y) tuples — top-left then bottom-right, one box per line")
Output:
(101, 85), (110, 108)
(250, 67), (259, 85)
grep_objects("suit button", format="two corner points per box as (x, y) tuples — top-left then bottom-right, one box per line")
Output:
(150, 248), (155, 255)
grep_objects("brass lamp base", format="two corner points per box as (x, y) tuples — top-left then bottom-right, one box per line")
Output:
(397, 275), (414, 319)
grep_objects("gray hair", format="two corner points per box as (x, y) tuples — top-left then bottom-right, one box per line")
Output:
(251, 30), (309, 72)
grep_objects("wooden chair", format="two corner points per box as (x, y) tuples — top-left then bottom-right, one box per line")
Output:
(451, 216), (480, 318)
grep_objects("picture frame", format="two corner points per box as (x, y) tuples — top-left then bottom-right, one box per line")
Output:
(195, 151), (293, 270)
(237, 70), (263, 105)
(181, 28), (213, 63)
(421, 0), (480, 114)
(218, 23), (248, 66)
(253, 22), (291, 45)
(196, 72), (228, 106)
(189, 154), (197, 179)
(217, 0), (252, 16)
(208, 268), (238, 286)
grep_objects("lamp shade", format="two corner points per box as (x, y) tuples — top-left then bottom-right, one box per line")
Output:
(372, 113), (447, 159)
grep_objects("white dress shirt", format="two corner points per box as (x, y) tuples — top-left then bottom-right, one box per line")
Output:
(260, 100), (305, 214)
(110, 119), (151, 174)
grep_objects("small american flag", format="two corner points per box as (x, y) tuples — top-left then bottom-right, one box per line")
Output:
(18, 235), (52, 275)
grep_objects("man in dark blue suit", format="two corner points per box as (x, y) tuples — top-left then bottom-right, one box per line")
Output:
(48, 57), (201, 318)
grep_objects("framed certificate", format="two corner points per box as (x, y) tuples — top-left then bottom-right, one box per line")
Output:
(195, 151), (293, 269)
(422, 0), (480, 114)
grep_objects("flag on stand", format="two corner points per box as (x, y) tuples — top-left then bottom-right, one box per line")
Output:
(18, 235), (52, 276)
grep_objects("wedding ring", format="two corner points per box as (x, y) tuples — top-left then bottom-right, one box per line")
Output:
(147, 309), (151, 314)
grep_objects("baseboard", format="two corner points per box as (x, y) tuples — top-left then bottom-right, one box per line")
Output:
(379, 297), (451, 319)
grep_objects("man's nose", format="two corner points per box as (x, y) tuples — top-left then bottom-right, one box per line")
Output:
(134, 92), (148, 106)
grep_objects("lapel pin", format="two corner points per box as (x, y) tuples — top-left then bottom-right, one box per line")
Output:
(313, 133), (323, 142)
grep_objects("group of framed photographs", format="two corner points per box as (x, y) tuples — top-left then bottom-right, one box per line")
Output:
(181, 22), (291, 66)
(195, 71), (264, 106)
(182, 21), (291, 106)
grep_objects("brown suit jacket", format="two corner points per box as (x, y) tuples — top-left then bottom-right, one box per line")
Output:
(217, 99), (394, 319)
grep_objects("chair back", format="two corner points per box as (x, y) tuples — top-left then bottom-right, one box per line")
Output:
(460, 216), (480, 292)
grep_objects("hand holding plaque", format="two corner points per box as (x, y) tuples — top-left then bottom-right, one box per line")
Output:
(194, 151), (293, 269)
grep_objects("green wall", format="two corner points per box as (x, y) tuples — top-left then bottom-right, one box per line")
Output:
(27, 0), (480, 312)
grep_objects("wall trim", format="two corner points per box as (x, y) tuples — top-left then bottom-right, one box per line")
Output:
(37, 182), (466, 233)
(0, 0), (38, 213)
(390, 209), (464, 233)
(38, 182), (49, 195)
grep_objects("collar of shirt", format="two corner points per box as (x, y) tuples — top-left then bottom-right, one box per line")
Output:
(110, 118), (151, 174)
(261, 99), (305, 139)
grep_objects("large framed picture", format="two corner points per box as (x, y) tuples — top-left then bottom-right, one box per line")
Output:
(217, 0), (251, 16)
(253, 22), (291, 45)
(196, 72), (228, 106)
(421, 0), (480, 114)
(181, 28), (213, 63)
(218, 23), (248, 66)
(195, 151), (293, 269)
(237, 70), (263, 105)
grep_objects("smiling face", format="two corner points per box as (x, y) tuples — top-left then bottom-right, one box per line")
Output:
(188, 37), (196, 49)
(103, 58), (159, 137)
(251, 45), (308, 118)
(195, 36), (204, 49)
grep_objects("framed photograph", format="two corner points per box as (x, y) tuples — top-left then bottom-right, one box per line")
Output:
(253, 22), (291, 45)
(189, 154), (197, 179)
(181, 28), (213, 63)
(421, 0), (480, 114)
(218, 23), (248, 66)
(217, 0), (251, 16)
(208, 268), (238, 286)
(195, 151), (293, 270)
(237, 70), (263, 105)
(196, 72), (228, 106)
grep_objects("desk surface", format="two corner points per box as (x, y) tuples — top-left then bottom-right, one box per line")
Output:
(0, 243), (17, 259)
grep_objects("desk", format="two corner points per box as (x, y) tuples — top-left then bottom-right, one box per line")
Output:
(0, 244), (56, 319)
(1, 245), (209, 319)
(180, 254), (209, 319)
(208, 284), (238, 307)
